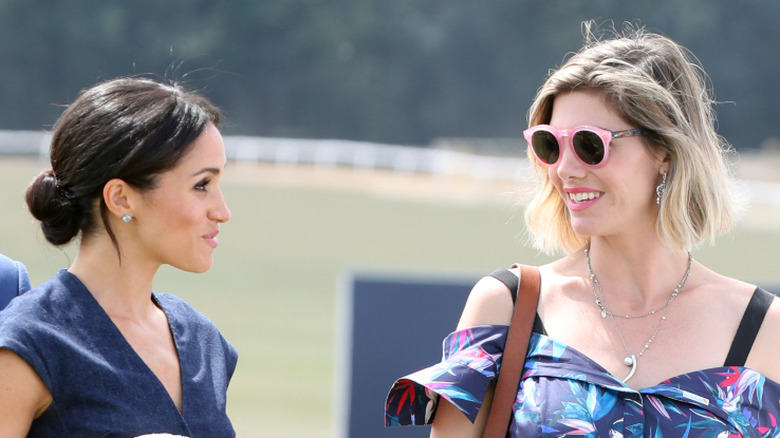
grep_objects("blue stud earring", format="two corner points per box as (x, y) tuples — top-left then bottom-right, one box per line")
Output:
(122, 214), (132, 223)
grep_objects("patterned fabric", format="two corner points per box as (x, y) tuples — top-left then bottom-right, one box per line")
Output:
(385, 325), (780, 437)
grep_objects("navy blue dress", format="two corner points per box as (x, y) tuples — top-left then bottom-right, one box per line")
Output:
(0, 269), (238, 437)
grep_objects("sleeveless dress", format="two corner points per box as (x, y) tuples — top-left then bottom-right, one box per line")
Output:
(385, 285), (779, 437)
(0, 269), (238, 438)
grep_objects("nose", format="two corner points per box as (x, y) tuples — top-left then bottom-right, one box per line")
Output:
(210, 189), (232, 223)
(555, 135), (587, 180)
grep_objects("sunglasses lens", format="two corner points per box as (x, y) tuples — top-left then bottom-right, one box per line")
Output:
(572, 131), (605, 165)
(531, 130), (560, 165)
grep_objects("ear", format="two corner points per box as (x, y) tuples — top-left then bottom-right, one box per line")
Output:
(658, 150), (671, 175)
(102, 178), (137, 220)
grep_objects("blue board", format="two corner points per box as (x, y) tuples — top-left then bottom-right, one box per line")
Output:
(334, 271), (478, 438)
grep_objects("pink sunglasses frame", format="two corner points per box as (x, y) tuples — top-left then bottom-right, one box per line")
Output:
(523, 124), (644, 168)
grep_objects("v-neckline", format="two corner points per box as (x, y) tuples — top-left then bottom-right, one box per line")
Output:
(60, 270), (187, 416)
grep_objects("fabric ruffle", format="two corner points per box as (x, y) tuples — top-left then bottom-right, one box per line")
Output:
(385, 325), (508, 426)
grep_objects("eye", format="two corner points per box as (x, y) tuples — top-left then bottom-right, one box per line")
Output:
(194, 178), (211, 191)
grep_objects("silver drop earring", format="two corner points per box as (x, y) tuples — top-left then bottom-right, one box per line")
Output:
(122, 214), (132, 223)
(656, 171), (667, 205)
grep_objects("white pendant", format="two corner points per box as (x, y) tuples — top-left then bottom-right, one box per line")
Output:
(601, 309), (607, 318)
(622, 355), (637, 383)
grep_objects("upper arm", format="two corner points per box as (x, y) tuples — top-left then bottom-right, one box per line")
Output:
(456, 274), (516, 330)
(428, 272), (518, 437)
(0, 348), (52, 436)
(430, 386), (494, 438)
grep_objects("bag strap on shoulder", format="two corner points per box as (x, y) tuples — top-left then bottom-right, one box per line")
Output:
(482, 264), (540, 438)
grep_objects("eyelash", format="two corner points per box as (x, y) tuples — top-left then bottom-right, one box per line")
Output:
(195, 178), (211, 191)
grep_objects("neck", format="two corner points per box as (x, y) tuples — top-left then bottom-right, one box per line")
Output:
(68, 235), (160, 320)
(585, 237), (693, 313)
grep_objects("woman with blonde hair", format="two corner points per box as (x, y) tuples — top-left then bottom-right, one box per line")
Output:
(385, 23), (780, 437)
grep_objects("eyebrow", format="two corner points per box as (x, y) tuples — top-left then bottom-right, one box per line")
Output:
(192, 167), (222, 177)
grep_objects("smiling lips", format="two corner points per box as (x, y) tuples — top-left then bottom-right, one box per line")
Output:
(566, 189), (602, 211)
(203, 231), (219, 248)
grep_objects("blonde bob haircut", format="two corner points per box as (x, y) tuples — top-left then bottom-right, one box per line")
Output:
(524, 23), (744, 255)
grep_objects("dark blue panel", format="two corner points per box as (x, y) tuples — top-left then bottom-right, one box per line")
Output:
(345, 273), (476, 438)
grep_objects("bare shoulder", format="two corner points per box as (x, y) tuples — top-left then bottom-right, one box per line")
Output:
(0, 348), (52, 434)
(691, 265), (757, 308)
(700, 267), (780, 381)
(746, 288), (780, 382)
(455, 272), (516, 330)
(455, 263), (552, 330)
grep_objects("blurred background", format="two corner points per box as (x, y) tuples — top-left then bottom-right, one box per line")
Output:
(2, 0), (780, 150)
(1, 1), (779, 436)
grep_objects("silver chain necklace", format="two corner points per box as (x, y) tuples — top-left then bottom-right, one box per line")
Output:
(595, 298), (669, 319)
(593, 266), (686, 319)
(584, 245), (692, 383)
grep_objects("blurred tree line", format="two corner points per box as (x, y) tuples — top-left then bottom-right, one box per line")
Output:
(0, 0), (777, 151)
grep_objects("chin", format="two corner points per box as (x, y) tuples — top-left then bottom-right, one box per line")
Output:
(192, 260), (214, 273)
(173, 258), (213, 274)
(569, 219), (599, 236)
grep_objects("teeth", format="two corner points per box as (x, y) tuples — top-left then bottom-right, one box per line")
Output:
(569, 192), (600, 202)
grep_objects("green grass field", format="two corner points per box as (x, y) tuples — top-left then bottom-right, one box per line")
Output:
(1, 157), (779, 437)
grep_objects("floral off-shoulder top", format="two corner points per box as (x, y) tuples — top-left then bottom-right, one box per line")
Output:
(385, 320), (780, 437)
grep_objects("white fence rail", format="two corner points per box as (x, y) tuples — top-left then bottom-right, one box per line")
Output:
(225, 135), (527, 180)
(0, 130), (527, 181)
(1, 130), (779, 207)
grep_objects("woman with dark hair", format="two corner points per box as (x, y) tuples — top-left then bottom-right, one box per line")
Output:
(385, 23), (780, 437)
(0, 77), (236, 437)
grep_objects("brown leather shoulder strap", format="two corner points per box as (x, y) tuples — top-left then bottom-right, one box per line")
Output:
(482, 265), (541, 438)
